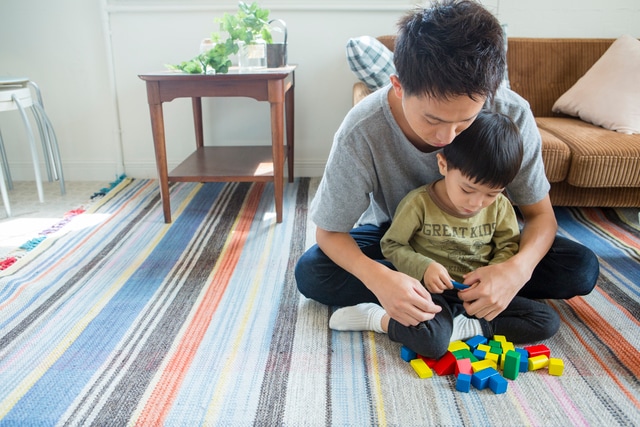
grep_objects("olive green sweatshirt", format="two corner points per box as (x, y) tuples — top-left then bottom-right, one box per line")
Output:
(381, 182), (520, 283)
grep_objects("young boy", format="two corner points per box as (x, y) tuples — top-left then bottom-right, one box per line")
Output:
(329, 112), (560, 358)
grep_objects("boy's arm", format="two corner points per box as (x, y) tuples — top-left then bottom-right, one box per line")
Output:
(380, 205), (433, 283)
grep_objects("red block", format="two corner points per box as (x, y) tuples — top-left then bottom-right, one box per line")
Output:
(419, 355), (439, 368)
(433, 351), (457, 376)
(524, 344), (551, 358)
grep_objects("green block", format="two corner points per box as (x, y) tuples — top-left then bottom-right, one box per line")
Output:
(489, 340), (502, 348)
(490, 346), (503, 355)
(452, 349), (479, 362)
(503, 349), (521, 380)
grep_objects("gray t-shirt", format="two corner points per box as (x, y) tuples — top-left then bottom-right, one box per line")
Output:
(310, 84), (549, 233)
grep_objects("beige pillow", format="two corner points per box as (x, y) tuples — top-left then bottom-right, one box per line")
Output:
(552, 35), (640, 134)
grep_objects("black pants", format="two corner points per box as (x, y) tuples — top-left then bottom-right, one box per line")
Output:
(387, 290), (560, 359)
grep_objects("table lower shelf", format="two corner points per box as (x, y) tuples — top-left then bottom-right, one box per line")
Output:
(169, 146), (284, 182)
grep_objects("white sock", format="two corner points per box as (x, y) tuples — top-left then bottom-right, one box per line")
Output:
(450, 315), (483, 342)
(329, 303), (386, 334)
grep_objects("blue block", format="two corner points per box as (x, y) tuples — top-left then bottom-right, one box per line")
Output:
(515, 348), (529, 372)
(451, 280), (470, 290)
(401, 346), (417, 362)
(471, 367), (499, 390)
(465, 335), (488, 349)
(489, 374), (508, 394)
(473, 349), (487, 360)
(456, 373), (472, 392)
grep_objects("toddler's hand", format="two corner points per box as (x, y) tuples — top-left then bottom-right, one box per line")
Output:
(423, 262), (452, 294)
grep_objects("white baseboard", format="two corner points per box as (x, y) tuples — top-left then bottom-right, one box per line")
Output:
(4, 160), (326, 182)
(3, 161), (123, 182)
(124, 160), (327, 180)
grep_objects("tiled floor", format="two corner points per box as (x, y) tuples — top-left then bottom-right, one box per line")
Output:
(0, 180), (108, 258)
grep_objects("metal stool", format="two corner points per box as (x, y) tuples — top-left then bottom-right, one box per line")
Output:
(0, 77), (65, 216)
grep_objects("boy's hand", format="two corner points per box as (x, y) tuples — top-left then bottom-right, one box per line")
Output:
(423, 262), (455, 294)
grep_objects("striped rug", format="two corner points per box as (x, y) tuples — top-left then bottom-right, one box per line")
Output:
(0, 177), (638, 426)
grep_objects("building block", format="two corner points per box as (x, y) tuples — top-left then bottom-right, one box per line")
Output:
(489, 374), (508, 394)
(401, 346), (417, 362)
(433, 351), (457, 376)
(548, 358), (564, 376)
(528, 355), (549, 371)
(473, 349), (487, 361)
(493, 335), (507, 343)
(502, 341), (515, 353)
(448, 340), (470, 352)
(452, 349), (478, 362)
(477, 344), (492, 353)
(525, 344), (551, 358)
(410, 358), (433, 378)
(456, 373), (472, 392)
(484, 351), (500, 366)
(419, 355), (439, 367)
(471, 367), (500, 390)
(465, 335), (487, 349)
(503, 350), (521, 380)
(455, 358), (474, 376)
(472, 359), (497, 372)
(515, 348), (529, 372)
(489, 347), (503, 357)
(489, 340), (502, 349)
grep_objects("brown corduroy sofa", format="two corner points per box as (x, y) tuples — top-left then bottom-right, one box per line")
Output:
(353, 37), (640, 207)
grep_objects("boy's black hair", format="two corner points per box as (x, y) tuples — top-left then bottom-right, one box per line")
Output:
(442, 111), (523, 189)
(394, 0), (505, 101)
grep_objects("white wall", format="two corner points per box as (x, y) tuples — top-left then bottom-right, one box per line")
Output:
(1, 0), (638, 181)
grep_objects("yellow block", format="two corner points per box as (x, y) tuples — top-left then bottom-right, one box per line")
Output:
(410, 358), (433, 378)
(477, 344), (492, 353)
(448, 340), (470, 352)
(502, 342), (515, 353)
(548, 358), (564, 376)
(493, 335), (507, 343)
(484, 351), (500, 366)
(472, 359), (497, 372)
(528, 355), (549, 371)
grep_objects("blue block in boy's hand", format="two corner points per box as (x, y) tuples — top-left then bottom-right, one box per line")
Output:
(451, 280), (470, 290)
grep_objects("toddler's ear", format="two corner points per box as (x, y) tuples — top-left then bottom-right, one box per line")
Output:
(436, 152), (448, 175)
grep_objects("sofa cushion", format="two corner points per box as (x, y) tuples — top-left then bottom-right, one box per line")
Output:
(536, 124), (571, 183)
(552, 35), (640, 134)
(537, 117), (640, 187)
(346, 36), (396, 91)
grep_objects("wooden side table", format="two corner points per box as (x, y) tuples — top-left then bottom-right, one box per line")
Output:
(139, 66), (295, 223)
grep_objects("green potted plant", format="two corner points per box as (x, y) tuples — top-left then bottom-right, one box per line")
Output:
(217, 1), (272, 45)
(167, 36), (236, 75)
(167, 2), (272, 74)
(217, 1), (272, 70)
